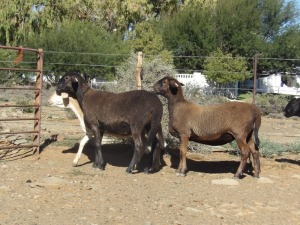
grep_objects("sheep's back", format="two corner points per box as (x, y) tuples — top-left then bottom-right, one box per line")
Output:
(82, 90), (162, 125)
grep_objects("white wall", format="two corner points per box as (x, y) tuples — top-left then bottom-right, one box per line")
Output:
(175, 72), (238, 98)
(175, 72), (209, 88)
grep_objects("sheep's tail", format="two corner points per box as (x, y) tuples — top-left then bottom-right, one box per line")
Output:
(253, 109), (261, 148)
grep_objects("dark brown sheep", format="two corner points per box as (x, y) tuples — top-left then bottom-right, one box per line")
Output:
(56, 72), (164, 174)
(153, 76), (261, 178)
(284, 98), (300, 117)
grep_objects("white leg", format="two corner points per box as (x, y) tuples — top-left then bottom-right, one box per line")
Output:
(72, 135), (90, 166)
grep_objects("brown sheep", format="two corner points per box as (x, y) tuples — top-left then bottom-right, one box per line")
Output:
(56, 72), (164, 174)
(153, 76), (261, 178)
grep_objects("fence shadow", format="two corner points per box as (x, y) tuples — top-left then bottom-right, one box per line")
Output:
(0, 148), (33, 161)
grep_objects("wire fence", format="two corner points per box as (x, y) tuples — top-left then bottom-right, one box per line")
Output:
(1, 50), (299, 73)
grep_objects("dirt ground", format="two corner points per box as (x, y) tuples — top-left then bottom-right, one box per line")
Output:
(1, 104), (300, 225)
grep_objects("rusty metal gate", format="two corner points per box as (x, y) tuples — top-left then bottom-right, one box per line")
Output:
(0, 46), (43, 154)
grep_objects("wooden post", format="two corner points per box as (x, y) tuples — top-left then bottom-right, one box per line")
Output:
(135, 52), (143, 90)
(33, 49), (43, 154)
(252, 54), (258, 104)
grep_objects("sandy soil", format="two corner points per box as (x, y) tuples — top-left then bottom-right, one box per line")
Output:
(1, 103), (300, 225)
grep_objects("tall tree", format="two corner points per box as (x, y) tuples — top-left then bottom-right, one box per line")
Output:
(204, 48), (250, 84)
(159, 3), (216, 72)
(128, 22), (173, 64)
(214, 0), (262, 56)
(159, 0), (300, 73)
(25, 20), (130, 81)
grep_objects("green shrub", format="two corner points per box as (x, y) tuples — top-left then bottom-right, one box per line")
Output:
(228, 138), (300, 158)
(254, 93), (291, 116)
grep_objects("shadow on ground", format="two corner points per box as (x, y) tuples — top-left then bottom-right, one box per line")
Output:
(275, 158), (300, 166)
(61, 138), (166, 172)
(165, 147), (254, 177)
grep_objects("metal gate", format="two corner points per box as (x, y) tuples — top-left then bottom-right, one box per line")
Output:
(0, 46), (43, 154)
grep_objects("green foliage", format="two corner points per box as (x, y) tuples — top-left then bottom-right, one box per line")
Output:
(230, 138), (300, 158)
(159, 3), (216, 72)
(214, 0), (262, 56)
(0, 0), (299, 80)
(259, 139), (300, 158)
(204, 49), (250, 84)
(158, 0), (300, 73)
(129, 21), (173, 64)
(25, 20), (130, 81)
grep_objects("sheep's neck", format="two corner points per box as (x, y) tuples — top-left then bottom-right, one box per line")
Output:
(68, 98), (86, 133)
(166, 89), (186, 122)
(75, 83), (90, 110)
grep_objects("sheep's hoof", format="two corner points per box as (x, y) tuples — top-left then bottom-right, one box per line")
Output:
(144, 166), (159, 174)
(233, 173), (243, 179)
(126, 167), (138, 174)
(92, 163), (104, 170)
(175, 171), (186, 177)
(72, 162), (78, 167)
(144, 167), (150, 174)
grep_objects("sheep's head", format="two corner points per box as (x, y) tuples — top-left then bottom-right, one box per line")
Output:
(153, 76), (184, 97)
(56, 72), (84, 96)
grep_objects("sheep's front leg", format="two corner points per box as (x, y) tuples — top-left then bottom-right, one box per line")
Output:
(176, 134), (189, 176)
(91, 126), (105, 170)
(72, 134), (90, 166)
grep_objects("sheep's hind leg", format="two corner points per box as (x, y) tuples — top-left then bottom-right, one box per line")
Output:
(234, 139), (250, 179)
(145, 137), (161, 174)
(248, 138), (260, 178)
(127, 133), (144, 173)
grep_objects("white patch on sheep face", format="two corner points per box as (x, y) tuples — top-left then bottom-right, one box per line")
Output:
(48, 92), (65, 108)
(61, 92), (69, 98)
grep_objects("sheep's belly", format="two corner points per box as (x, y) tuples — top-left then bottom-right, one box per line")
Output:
(190, 133), (234, 146)
(103, 122), (131, 136)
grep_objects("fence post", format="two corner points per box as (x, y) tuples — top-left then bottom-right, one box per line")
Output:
(252, 54), (258, 104)
(135, 52), (143, 90)
(33, 48), (43, 154)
